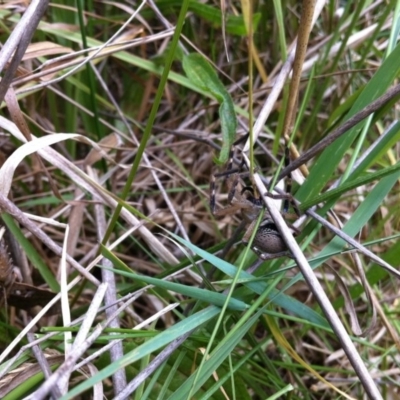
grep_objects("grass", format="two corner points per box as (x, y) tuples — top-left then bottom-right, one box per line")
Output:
(0, 1), (399, 399)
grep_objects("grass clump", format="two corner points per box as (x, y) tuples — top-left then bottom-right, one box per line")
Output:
(0, 1), (399, 399)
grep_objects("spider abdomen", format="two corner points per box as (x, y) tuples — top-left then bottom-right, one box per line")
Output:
(252, 219), (287, 254)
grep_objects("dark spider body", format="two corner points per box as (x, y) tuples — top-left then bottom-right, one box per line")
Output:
(249, 218), (288, 255)
(210, 146), (299, 259)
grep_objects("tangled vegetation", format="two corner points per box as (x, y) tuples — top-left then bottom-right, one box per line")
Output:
(0, 1), (399, 399)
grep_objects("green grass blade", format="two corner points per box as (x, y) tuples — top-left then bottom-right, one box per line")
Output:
(169, 233), (328, 327)
(297, 42), (400, 203)
(101, 247), (249, 311)
(60, 307), (220, 400)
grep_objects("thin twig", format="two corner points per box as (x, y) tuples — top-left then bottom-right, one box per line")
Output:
(91, 169), (127, 394)
(278, 83), (400, 181)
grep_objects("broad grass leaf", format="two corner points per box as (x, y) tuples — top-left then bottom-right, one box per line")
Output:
(183, 53), (237, 164)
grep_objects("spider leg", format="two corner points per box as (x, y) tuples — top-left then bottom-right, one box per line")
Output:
(265, 147), (300, 216)
(213, 202), (247, 217)
(242, 218), (258, 245)
(210, 142), (242, 214)
(224, 133), (250, 174)
(259, 251), (292, 260)
(214, 196), (258, 217)
(211, 172), (245, 216)
(209, 174), (217, 214)
(283, 147), (301, 216)
(210, 135), (252, 215)
(227, 174), (240, 203)
(210, 133), (296, 262)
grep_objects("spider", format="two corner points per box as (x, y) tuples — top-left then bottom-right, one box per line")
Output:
(210, 146), (300, 260)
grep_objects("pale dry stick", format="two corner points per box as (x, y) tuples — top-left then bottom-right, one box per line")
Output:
(114, 333), (192, 400)
(304, 207), (400, 279)
(29, 283), (109, 400)
(0, 1), (46, 74)
(0, 0), (50, 103)
(60, 225), (73, 359)
(29, 286), (178, 399)
(316, 126), (399, 335)
(90, 168), (127, 394)
(72, 285), (109, 348)
(244, 0), (326, 152)
(294, 205), (376, 338)
(0, 227), (150, 378)
(64, 188), (85, 277)
(74, 303), (180, 373)
(285, 123), (397, 336)
(249, 170), (383, 399)
(27, 333), (62, 399)
(272, 161), (394, 339)
(0, 271), (88, 368)
(0, 194), (99, 285)
(263, 195), (382, 400)
(0, 223), (144, 374)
